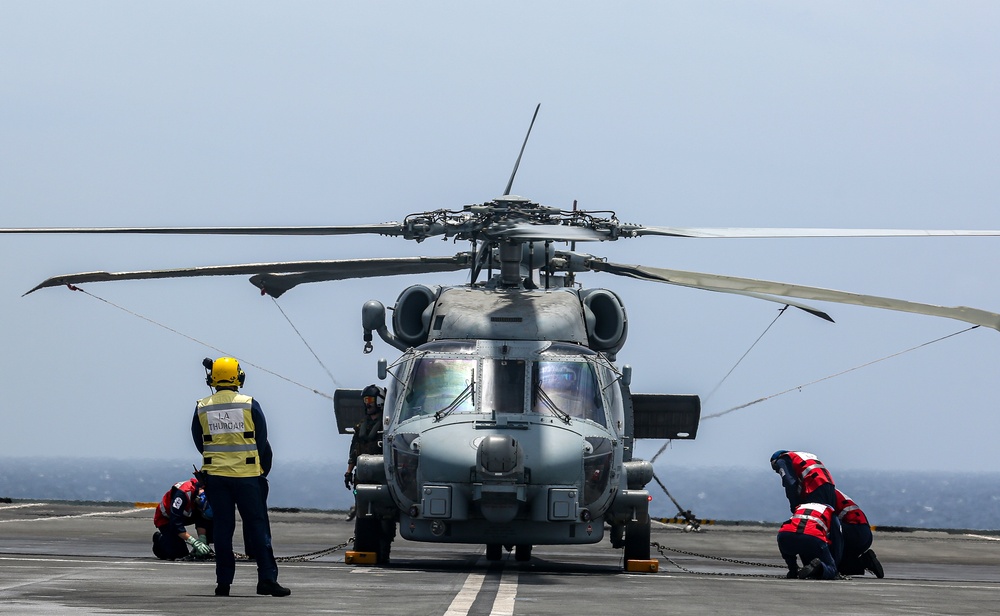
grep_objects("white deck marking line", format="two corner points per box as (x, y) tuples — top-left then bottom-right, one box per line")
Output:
(443, 570), (487, 616)
(0, 507), (146, 523)
(489, 567), (519, 616)
(0, 569), (81, 593)
(964, 533), (1000, 541)
(0, 503), (45, 511)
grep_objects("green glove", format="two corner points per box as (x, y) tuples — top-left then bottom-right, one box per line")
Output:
(186, 535), (211, 557)
(198, 534), (209, 545)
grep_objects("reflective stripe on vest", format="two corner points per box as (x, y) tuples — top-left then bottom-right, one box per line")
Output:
(835, 489), (869, 524)
(153, 479), (197, 528)
(838, 504), (859, 519)
(786, 451), (833, 493)
(780, 502), (833, 543)
(800, 462), (826, 479)
(196, 391), (261, 477)
(791, 513), (828, 533)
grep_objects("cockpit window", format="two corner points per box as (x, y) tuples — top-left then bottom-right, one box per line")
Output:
(531, 361), (607, 426)
(481, 359), (526, 414)
(399, 357), (477, 420)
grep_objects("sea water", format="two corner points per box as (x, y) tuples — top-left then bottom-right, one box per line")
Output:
(2, 457), (998, 531)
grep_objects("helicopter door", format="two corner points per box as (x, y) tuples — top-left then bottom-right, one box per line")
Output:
(333, 388), (366, 434)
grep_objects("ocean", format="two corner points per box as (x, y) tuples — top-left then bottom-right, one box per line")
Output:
(3, 457), (998, 531)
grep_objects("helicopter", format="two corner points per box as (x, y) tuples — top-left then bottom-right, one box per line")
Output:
(4, 106), (1000, 568)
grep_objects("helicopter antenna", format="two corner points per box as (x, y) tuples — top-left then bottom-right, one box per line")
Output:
(503, 103), (541, 196)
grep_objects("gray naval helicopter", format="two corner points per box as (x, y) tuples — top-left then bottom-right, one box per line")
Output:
(6, 107), (1000, 568)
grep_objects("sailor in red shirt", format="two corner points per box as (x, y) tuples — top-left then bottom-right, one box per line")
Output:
(834, 488), (884, 578)
(770, 450), (837, 510)
(776, 502), (840, 579)
(152, 477), (213, 560)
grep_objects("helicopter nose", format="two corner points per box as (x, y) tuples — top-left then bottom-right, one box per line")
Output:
(475, 434), (526, 524)
(477, 434), (522, 477)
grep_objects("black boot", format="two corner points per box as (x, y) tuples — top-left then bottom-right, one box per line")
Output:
(797, 558), (822, 579)
(215, 583), (230, 597)
(257, 580), (291, 597)
(862, 549), (884, 579)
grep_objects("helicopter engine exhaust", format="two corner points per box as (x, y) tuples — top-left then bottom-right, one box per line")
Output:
(393, 284), (438, 346)
(580, 288), (628, 355)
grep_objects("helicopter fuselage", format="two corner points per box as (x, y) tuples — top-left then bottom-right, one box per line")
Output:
(342, 282), (683, 562)
(375, 338), (633, 545)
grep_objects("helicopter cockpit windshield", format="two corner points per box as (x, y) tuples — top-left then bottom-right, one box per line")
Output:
(531, 360), (606, 426)
(393, 341), (615, 428)
(400, 357), (476, 420)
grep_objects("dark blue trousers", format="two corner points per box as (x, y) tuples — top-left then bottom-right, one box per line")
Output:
(777, 531), (838, 579)
(839, 522), (874, 575)
(793, 484), (843, 565)
(152, 528), (189, 560)
(203, 474), (277, 585)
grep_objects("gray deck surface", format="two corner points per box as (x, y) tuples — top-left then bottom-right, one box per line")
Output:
(1, 501), (997, 615)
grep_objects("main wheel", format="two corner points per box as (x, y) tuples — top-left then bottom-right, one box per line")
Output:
(623, 518), (651, 561)
(353, 517), (380, 553)
(377, 520), (396, 564)
(514, 544), (532, 562)
(609, 524), (625, 548)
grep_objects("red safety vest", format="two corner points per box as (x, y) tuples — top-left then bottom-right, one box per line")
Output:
(834, 489), (869, 525)
(779, 502), (834, 543)
(153, 479), (199, 528)
(784, 451), (834, 494)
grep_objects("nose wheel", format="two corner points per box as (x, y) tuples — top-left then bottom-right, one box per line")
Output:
(485, 543), (532, 561)
(486, 543), (502, 561)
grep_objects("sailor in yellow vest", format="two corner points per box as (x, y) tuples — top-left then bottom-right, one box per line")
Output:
(192, 357), (290, 598)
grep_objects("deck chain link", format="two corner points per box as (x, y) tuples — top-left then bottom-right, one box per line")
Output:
(234, 536), (354, 563)
(652, 541), (786, 578)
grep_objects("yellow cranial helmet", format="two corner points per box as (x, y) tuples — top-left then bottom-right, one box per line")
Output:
(209, 357), (245, 388)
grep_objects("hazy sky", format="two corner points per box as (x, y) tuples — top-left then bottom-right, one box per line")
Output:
(1, 2), (998, 475)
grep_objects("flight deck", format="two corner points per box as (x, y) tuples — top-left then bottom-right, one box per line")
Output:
(1, 501), (997, 615)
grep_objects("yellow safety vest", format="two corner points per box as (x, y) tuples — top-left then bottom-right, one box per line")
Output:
(196, 390), (262, 477)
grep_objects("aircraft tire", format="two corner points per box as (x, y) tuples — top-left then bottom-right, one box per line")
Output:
(354, 517), (380, 553)
(623, 518), (651, 561)
(377, 520), (395, 564)
(609, 524), (625, 548)
(486, 543), (502, 561)
(514, 544), (532, 562)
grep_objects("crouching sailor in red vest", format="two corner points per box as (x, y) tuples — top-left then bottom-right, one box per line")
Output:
(152, 476), (213, 560)
(834, 489), (884, 578)
(770, 450), (837, 510)
(777, 502), (840, 580)
(770, 450), (843, 566)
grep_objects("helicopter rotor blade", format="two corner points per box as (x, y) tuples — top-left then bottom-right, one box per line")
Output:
(591, 260), (1000, 331)
(0, 223), (409, 237)
(628, 226), (1000, 239)
(25, 253), (472, 296)
(493, 223), (611, 243)
(249, 255), (472, 297)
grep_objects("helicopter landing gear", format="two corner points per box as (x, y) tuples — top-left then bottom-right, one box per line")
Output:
(486, 543), (503, 561)
(623, 517), (651, 561)
(354, 517), (395, 564)
(609, 523), (625, 548)
(514, 544), (532, 562)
